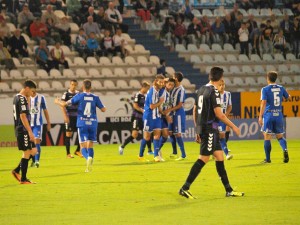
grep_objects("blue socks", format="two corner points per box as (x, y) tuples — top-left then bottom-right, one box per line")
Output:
(88, 148), (94, 158)
(278, 138), (287, 151)
(176, 136), (186, 158)
(264, 140), (271, 161)
(159, 136), (168, 150)
(139, 139), (147, 157)
(153, 139), (160, 157)
(220, 138), (229, 155)
(81, 148), (88, 159)
(35, 144), (41, 161)
(170, 134), (177, 154)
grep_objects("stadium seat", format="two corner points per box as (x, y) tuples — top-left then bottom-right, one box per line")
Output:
(187, 44), (199, 52)
(211, 43), (222, 52)
(205, 66), (212, 74)
(88, 68), (101, 78)
(99, 57), (111, 65)
(286, 53), (296, 61)
(202, 55), (214, 63)
(214, 54), (226, 63)
(281, 76), (293, 85)
(50, 69), (63, 79)
(202, 9), (213, 18)
(54, 10), (66, 19)
(12, 82), (23, 91)
(127, 67), (139, 77)
(278, 64), (290, 74)
(139, 67), (153, 77)
(199, 43), (211, 52)
(63, 69), (75, 78)
(282, 8), (294, 16)
(134, 44), (149, 54)
(0, 70), (10, 80)
(103, 80), (117, 90)
(101, 68), (114, 77)
(7, 23), (16, 32)
(266, 65), (277, 72)
(22, 57), (35, 66)
(294, 75), (300, 84)
(242, 65), (254, 74)
(112, 56), (125, 65)
(238, 54), (250, 62)
(290, 64), (300, 73)
(248, 8), (260, 17)
(70, 22), (80, 33)
(254, 65), (265, 75)
(149, 55), (160, 65)
(181, 78), (196, 89)
(0, 82), (10, 92)
(272, 8), (283, 16)
(165, 66), (175, 75)
(10, 70), (23, 79)
(223, 77), (233, 86)
(192, 9), (201, 18)
(52, 81), (64, 91)
(75, 68), (88, 78)
(37, 69), (49, 79)
(22, 33), (36, 46)
(116, 80), (130, 89)
(213, 8), (225, 17)
(232, 77), (244, 86)
(260, 8), (271, 17)
(226, 54), (237, 62)
(274, 53), (285, 62)
(236, 88), (246, 92)
(61, 45), (76, 57)
(262, 54), (273, 62)
(250, 54), (261, 62)
(129, 79), (141, 89)
(114, 68), (127, 77)
(23, 69), (35, 79)
(249, 88), (259, 92)
(229, 66), (241, 75)
(74, 57), (86, 66)
(190, 55), (201, 64)
(12, 58), (23, 68)
(0, 94), (10, 98)
(124, 56), (137, 65)
(223, 43), (235, 51)
(175, 44), (187, 52)
(137, 56), (150, 65)
(124, 45), (134, 54)
(92, 80), (103, 89)
(39, 81), (51, 91)
(87, 57), (100, 65)
(257, 77), (266, 85)
(245, 77), (257, 86)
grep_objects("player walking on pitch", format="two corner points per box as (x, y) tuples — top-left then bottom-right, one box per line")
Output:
(258, 71), (290, 163)
(179, 67), (244, 198)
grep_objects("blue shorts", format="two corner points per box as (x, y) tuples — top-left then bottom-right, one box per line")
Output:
(31, 125), (43, 139)
(169, 113), (185, 134)
(262, 112), (284, 134)
(77, 125), (97, 143)
(218, 122), (226, 133)
(143, 113), (161, 132)
(161, 117), (168, 129)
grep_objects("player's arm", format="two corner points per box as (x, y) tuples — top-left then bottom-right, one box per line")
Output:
(214, 107), (240, 136)
(43, 109), (51, 131)
(258, 100), (266, 127)
(226, 104), (232, 117)
(133, 102), (144, 113)
(164, 102), (183, 115)
(20, 113), (35, 141)
(150, 97), (164, 109)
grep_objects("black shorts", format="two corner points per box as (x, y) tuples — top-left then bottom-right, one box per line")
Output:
(65, 116), (77, 132)
(17, 131), (36, 151)
(199, 131), (222, 156)
(132, 118), (143, 131)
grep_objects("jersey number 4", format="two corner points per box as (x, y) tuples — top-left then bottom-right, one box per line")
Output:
(84, 102), (92, 117)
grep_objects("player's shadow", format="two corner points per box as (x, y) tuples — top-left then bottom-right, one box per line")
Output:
(235, 163), (272, 168)
(39, 172), (80, 178)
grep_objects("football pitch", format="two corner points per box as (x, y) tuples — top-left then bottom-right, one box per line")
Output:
(0, 140), (299, 225)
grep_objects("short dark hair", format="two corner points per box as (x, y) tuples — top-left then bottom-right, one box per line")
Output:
(70, 79), (78, 83)
(141, 81), (150, 88)
(167, 77), (176, 84)
(23, 80), (37, 89)
(155, 74), (165, 80)
(267, 71), (277, 83)
(174, 72), (184, 82)
(83, 79), (92, 90)
(160, 59), (165, 65)
(209, 67), (224, 81)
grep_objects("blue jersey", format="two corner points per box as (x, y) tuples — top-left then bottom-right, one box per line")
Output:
(170, 85), (186, 115)
(162, 90), (172, 112)
(70, 92), (105, 128)
(220, 91), (232, 114)
(261, 84), (289, 113)
(30, 93), (47, 127)
(144, 87), (166, 119)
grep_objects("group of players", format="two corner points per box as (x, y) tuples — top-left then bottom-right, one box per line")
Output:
(11, 66), (290, 199)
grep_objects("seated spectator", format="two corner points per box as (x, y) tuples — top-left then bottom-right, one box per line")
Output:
(239, 0), (253, 11)
(230, 3), (240, 22)
(262, 20), (274, 54)
(106, 2), (128, 33)
(9, 29), (29, 58)
(101, 29), (115, 57)
(45, 17), (60, 43)
(157, 59), (167, 77)
(83, 16), (101, 38)
(84, 6), (97, 24)
(273, 29), (288, 59)
(0, 0), (17, 25)
(18, 4), (35, 32)
(199, 15), (212, 45)
(174, 17), (187, 46)
(30, 17), (52, 44)
(56, 16), (71, 46)
(50, 41), (69, 69)
(270, 14), (279, 34)
(238, 22), (249, 57)
(160, 17), (175, 47)
(280, 14), (292, 43)
(168, 0), (182, 20)
(66, 0), (81, 25)
(86, 32), (103, 57)
(0, 18), (11, 38)
(42, 5), (59, 25)
(49, 0), (63, 10)
(113, 28), (128, 58)
(211, 17), (225, 45)
(246, 14), (258, 35)
(187, 17), (201, 46)
(80, 0), (92, 15)
(223, 13), (235, 45)
(28, 0), (42, 17)
(148, 0), (160, 23)
(290, 17), (300, 59)
(96, 6), (112, 32)
(74, 28), (88, 58)
(35, 39), (54, 72)
(0, 30), (9, 47)
(180, 0), (194, 21)
(233, 12), (243, 46)
(135, 0), (151, 22)
(249, 24), (265, 57)
(0, 41), (16, 70)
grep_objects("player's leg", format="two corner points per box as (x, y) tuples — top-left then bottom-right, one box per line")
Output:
(174, 114), (186, 160)
(225, 126), (230, 143)
(86, 138), (94, 172)
(168, 121), (178, 157)
(274, 116), (289, 163)
(33, 125), (43, 167)
(158, 118), (169, 151)
(78, 128), (88, 160)
(139, 117), (152, 159)
(153, 128), (162, 161)
(119, 119), (139, 154)
(65, 122), (73, 158)
(219, 122), (232, 160)
(261, 115), (273, 163)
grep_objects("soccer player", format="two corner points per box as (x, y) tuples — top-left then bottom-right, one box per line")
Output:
(258, 71), (290, 163)
(11, 80), (38, 184)
(217, 79), (233, 160)
(179, 67), (244, 198)
(60, 79), (82, 158)
(119, 82), (151, 155)
(138, 75), (165, 162)
(30, 90), (51, 168)
(158, 77), (176, 160)
(163, 72), (187, 161)
(55, 79), (106, 172)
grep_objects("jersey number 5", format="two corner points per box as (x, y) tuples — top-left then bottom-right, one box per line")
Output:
(198, 95), (203, 114)
(273, 92), (280, 107)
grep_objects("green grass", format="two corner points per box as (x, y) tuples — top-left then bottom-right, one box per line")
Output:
(0, 125), (15, 141)
(0, 140), (299, 225)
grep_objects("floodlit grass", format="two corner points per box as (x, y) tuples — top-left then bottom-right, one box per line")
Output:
(0, 140), (299, 225)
